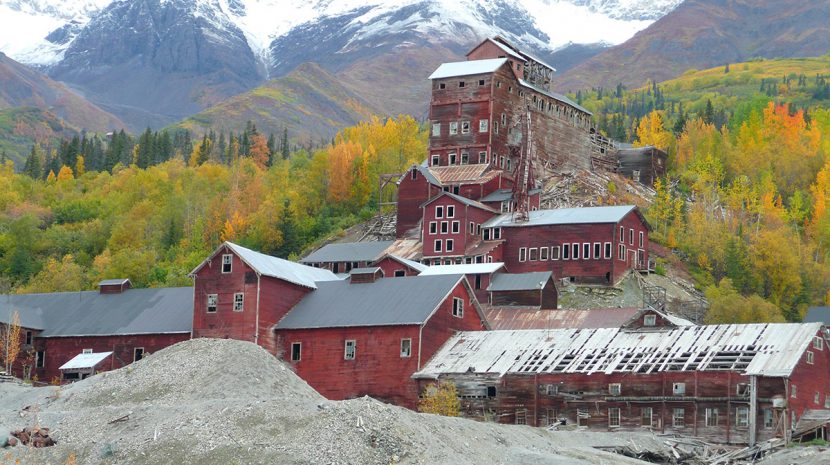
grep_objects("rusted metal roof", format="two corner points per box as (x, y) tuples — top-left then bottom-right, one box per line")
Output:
(484, 307), (641, 331)
(415, 323), (824, 379)
(428, 164), (500, 185)
(464, 239), (503, 257)
(383, 239), (423, 261)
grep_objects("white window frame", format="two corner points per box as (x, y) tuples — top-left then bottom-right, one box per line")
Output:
(594, 242), (601, 259)
(562, 244), (570, 260)
(529, 247), (538, 261)
(604, 242), (612, 259)
(629, 228), (634, 245)
(619, 226), (624, 242)
(448, 151), (457, 165)
(447, 205), (455, 218)
(429, 221), (437, 235)
(736, 407), (749, 428)
(540, 247), (549, 261)
(479, 119), (488, 133)
(207, 293), (218, 313)
(609, 407), (621, 427)
(644, 314), (657, 326)
(400, 339), (412, 358)
(673, 408), (685, 427)
(639, 231), (644, 248)
(478, 151), (487, 163)
(618, 244), (626, 261)
(807, 350), (815, 364)
(814, 336), (824, 350)
(460, 151), (469, 164)
(672, 382), (686, 395)
(221, 254), (233, 273)
(344, 340), (356, 360)
(133, 347), (145, 362)
(82, 348), (93, 354)
(763, 408), (774, 428)
(572, 243), (580, 260)
(435, 205), (444, 218)
(446, 239), (454, 252)
(515, 409), (527, 425)
(705, 408), (719, 427)
(452, 297), (464, 318)
(583, 243), (591, 261)
(642, 407), (653, 427)
(451, 221), (460, 233)
(432, 123), (441, 137)
(449, 121), (458, 135)
(551, 246), (560, 260)
(461, 121), (470, 134)
(233, 292), (244, 312)
(519, 247), (527, 262)
(441, 221), (448, 234)
(431, 154), (440, 166)
(434, 240), (442, 253)
(792, 384), (797, 398)
(291, 342), (302, 361)
(608, 383), (621, 396)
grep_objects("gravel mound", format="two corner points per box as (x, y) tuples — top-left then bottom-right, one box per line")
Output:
(0, 338), (654, 465)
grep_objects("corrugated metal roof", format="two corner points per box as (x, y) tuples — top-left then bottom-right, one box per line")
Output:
(488, 272), (552, 291)
(419, 263), (505, 276)
(275, 275), (464, 329)
(350, 267), (381, 275)
(227, 242), (339, 289)
(484, 307), (641, 331)
(374, 254), (427, 273)
(415, 323), (823, 379)
(99, 278), (130, 286)
(429, 58), (508, 80)
(0, 287), (193, 336)
(480, 189), (512, 203)
(483, 205), (636, 228)
(805, 307), (830, 324)
(429, 164), (499, 185)
(464, 239), (504, 257)
(519, 78), (592, 115)
(301, 241), (394, 265)
(59, 352), (113, 370)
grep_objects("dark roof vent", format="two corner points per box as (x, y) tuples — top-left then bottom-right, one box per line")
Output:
(349, 268), (384, 284)
(99, 279), (131, 294)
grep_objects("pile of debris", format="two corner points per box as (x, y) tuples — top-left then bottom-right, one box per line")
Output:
(4, 426), (56, 448)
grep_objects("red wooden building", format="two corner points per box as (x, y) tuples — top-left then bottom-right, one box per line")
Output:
(420, 192), (501, 263)
(273, 272), (489, 408)
(300, 240), (394, 273)
(189, 241), (339, 354)
(416, 320), (830, 445)
(371, 254), (427, 277)
(0, 280), (192, 382)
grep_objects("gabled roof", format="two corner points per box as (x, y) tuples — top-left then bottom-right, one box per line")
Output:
(483, 205), (638, 228)
(488, 271), (552, 292)
(419, 263), (505, 276)
(421, 191), (498, 213)
(428, 58), (508, 80)
(191, 242), (338, 289)
(99, 278), (131, 286)
(467, 37), (525, 61)
(415, 323), (824, 379)
(275, 275), (466, 329)
(59, 352), (113, 371)
(0, 287), (193, 336)
(620, 307), (695, 328)
(301, 241), (394, 265)
(373, 254), (427, 273)
(480, 189), (513, 203)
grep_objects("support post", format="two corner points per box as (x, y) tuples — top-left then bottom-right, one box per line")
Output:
(749, 375), (758, 446)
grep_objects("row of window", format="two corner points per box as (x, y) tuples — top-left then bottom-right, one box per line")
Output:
(206, 292), (244, 312)
(429, 221), (461, 235)
(518, 243), (616, 262)
(431, 119), (489, 137)
(423, 255), (492, 266)
(619, 227), (645, 248)
(437, 79), (487, 90)
(522, 406), (778, 429)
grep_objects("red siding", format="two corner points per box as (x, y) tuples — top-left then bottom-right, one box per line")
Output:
(419, 281), (488, 366)
(421, 195), (497, 259)
(33, 333), (189, 382)
(397, 166), (440, 238)
(373, 256), (421, 277)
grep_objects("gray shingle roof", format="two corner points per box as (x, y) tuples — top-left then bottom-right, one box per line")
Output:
(301, 241), (394, 264)
(488, 272), (553, 292)
(0, 287), (193, 336)
(805, 307), (830, 324)
(275, 275), (464, 329)
(483, 205), (636, 228)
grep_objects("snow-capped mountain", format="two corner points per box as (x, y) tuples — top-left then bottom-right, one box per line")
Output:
(0, 0), (682, 68)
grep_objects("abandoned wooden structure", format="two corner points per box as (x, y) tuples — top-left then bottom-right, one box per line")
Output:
(299, 240), (394, 273)
(0, 281), (192, 381)
(415, 319), (830, 446)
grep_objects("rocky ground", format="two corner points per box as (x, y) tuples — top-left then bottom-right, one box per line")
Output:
(0, 338), (662, 465)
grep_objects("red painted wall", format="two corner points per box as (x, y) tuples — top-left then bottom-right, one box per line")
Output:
(373, 256), (421, 277)
(33, 333), (189, 382)
(397, 166), (441, 238)
(421, 195), (497, 259)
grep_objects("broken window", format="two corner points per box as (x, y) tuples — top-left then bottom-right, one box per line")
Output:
(461, 152), (469, 164)
(705, 408), (718, 427)
(479, 119), (488, 133)
(222, 254), (233, 273)
(519, 247), (527, 262)
(459, 81), (465, 87)
(763, 409), (774, 428)
(644, 315), (657, 327)
(36, 351), (45, 368)
(233, 292), (244, 312)
(608, 384), (621, 396)
(344, 340), (356, 360)
(641, 407), (653, 427)
(432, 123), (440, 136)
(814, 336), (824, 350)
(449, 122), (458, 135)
(134, 347), (144, 362)
(672, 408), (685, 427)
(608, 408), (620, 427)
(672, 382), (685, 395)
(493, 228), (501, 240)
(400, 339), (411, 358)
(207, 294), (218, 313)
(461, 121), (470, 134)
(515, 409), (527, 425)
(735, 407), (749, 428)
(291, 342), (301, 361)
(452, 298), (464, 318)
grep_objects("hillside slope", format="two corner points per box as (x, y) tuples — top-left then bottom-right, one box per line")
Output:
(174, 63), (378, 143)
(554, 0), (830, 91)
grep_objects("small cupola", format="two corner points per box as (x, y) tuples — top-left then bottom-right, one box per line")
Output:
(99, 278), (132, 294)
(349, 267), (384, 284)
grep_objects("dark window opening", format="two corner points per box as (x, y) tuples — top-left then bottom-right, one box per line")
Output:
(394, 270), (406, 277)
(487, 386), (497, 397)
(291, 343), (301, 361)
(134, 347), (145, 362)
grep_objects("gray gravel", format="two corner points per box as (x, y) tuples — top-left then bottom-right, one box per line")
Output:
(1, 338), (656, 464)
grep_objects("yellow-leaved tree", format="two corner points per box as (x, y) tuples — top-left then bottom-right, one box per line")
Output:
(635, 110), (675, 155)
(418, 382), (460, 417)
(1, 311), (22, 374)
(56, 165), (74, 181)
